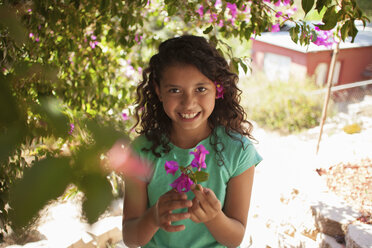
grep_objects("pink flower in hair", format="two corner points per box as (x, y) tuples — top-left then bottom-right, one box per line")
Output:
(214, 81), (224, 99)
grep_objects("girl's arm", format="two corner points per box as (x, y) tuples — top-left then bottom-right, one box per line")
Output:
(189, 165), (255, 248)
(122, 177), (192, 247)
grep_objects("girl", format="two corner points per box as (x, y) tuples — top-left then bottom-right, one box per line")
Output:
(122, 35), (262, 248)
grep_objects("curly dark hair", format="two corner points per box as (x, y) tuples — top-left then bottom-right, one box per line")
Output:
(133, 35), (255, 158)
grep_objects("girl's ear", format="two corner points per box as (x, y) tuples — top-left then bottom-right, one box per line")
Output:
(155, 84), (162, 102)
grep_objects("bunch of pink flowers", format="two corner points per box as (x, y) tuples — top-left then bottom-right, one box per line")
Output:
(165, 144), (209, 193)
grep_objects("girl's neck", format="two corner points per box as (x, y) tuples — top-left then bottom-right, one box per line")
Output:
(170, 126), (212, 149)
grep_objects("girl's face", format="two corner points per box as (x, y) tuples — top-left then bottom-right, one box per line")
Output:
(156, 64), (216, 139)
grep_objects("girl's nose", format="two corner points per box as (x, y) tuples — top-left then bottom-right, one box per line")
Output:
(181, 92), (194, 106)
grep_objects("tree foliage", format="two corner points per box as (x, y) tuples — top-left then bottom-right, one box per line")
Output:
(0, 0), (369, 238)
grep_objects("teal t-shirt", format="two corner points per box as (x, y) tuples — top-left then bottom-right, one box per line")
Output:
(131, 126), (262, 248)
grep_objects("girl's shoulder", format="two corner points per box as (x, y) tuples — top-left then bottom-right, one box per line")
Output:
(131, 134), (152, 154)
(216, 126), (253, 149)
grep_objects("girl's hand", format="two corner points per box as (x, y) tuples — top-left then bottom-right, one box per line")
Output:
(188, 185), (222, 223)
(154, 189), (192, 232)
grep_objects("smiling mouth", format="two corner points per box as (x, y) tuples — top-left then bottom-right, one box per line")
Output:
(179, 112), (200, 119)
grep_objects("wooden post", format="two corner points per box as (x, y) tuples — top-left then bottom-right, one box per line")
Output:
(316, 42), (340, 154)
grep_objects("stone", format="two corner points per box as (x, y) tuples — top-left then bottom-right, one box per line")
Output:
(316, 233), (345, 248)
(311, 192), (360, 237)
(346, 223), (372, 248)
(68, 216), (122, 248)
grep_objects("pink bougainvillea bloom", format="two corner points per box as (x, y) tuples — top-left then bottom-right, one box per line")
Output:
(35, 37), (39, 42)
(170, 173), (194, 193)
(197, 5), (204, 18)
(90, 41), (99, 49)
(134, 34), (143, 44)
(275, 11), (282, 18)
(227, 3), (237, 19)
(122, 113), (129, 121)
(214, 0), (222, 8)
(91, 35), (97, 40)
(214, 81), (224, 99)
(208, 12), (218, 23)
(190, 144), (209, 170)
(29, 33), (34, 38)
(274, 0), (281, 6)
(165, 161), (179, 176)
(283, 0), (291, 6)
(271, 23), (280, 32)
(68, 123), (75, 135)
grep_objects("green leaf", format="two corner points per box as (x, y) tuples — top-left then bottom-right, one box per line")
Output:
(348, 20), (358, 43)
(317, 5), (337, 30)
(80, 173), (114, 224)
(203, 25), (213, 34)
(240, 60), (248, 74)
(315, 0), (331, 13)
(9, 157), (72, 228)
(340, 21), (350, 41)
(194, 171), (209, 183)
(289, 26), (299, 43)
(167, 5), (177, 16)
(302, 0), (315, 15)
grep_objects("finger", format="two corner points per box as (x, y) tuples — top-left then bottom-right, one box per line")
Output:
(162, 199), (192, 212)
(203, 188), (221, 211)
(188, 199), (206, 223)
(192, 186), (208, 210)
(166, 212), (190, 223)
(162, 224), (186, 232)
(163, 190), (188, 201)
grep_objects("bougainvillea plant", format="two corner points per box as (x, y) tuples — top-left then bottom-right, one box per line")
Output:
(214, 81), (224, 99)
(165, 144), (210, 193)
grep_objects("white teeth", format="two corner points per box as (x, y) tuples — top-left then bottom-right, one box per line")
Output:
(181, 113), (198, 119)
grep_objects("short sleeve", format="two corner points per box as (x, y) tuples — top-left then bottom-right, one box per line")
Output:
(231, 138), (262, 177)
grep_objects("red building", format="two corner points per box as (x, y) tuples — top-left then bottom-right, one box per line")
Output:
(251, 25), (372, 87)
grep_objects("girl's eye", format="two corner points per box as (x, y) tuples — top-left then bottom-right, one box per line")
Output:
(196, 87), (207, 92)
(169, 88), (180, 93)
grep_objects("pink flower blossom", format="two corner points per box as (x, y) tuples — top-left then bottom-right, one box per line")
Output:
(208, 11), (218, 23)
(165, 161), (179, 175)
(274, 0), (281, 7)
(275, 11), (282, 18)
(197, 5), (204, 18)
(214, 0), (222, 8)
(122, 113), (129, 121)
(190, 144), (209, 170)
(90, 41), (99, 49)
(271, 23), (280, 32)
(227, 3), (237, 19)
(214, 81), (224, 99)
(29, 33), (34, 38)
(170, 173), (194, 193)
(283, 0), (291, 6)
(68, 123), (75, 135)
(91, 35), (97, 40)
(135, 34), (143, 44)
